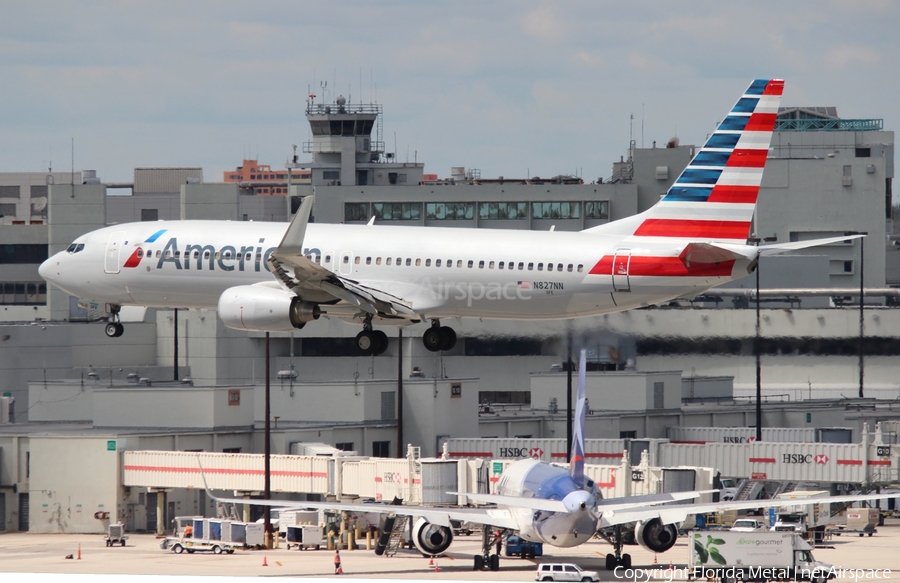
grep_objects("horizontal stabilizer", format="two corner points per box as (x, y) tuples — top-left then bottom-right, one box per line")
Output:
(679, 242), (748, 269)
(758, 234), (865, 256)
(451, 492), (567, 513)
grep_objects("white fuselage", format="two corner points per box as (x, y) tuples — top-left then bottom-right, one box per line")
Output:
(497, 458), (598, 547)
(40, 220), (752, 322)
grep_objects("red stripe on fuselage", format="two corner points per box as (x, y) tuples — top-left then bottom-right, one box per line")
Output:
(123, 248), (143, 268)
(707, 185), (759, 204)
(633, 219), (751, 240)
(590, 255), (735, 277)
(726, 148), (769, 168)
(744, 112), (777, 132)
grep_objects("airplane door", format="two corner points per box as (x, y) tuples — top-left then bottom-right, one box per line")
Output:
(104, 230), (127, 274)
(339, 252), (353, 275)
(612, 249), (631, 292)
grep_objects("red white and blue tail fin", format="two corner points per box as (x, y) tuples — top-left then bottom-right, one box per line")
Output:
(594, 79), (784, 242)
(569, 349), (587, 490)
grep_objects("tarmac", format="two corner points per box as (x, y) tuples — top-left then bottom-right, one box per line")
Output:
(3, 521), (900, 581)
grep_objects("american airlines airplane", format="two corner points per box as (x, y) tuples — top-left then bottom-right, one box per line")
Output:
(40, 78), (855, 354)
(203, 350), (888, 571)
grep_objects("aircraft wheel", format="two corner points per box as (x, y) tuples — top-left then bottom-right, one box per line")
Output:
(355, 330), (378, 355)
(605, 553), (616, 571)
(439, 326), (456, 351)
(105, 322), (122, 338)
(489, 553), (500, 571)
(422, 326), (443, 352)
(373, 330), (389, 355)
(621, 554), (631, 569)
(474, 554), (484, 570)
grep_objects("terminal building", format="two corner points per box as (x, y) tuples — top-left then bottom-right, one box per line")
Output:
(0, 89), (898, 533)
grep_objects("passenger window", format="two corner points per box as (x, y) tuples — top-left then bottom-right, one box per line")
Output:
(325, 255), (331, 263)
(435, 259), (441, 267)
(376, 257), (381, 265)
(527, 262), (534, 271)
(406, 258), (412, 266)
(508, 262), (514, 270)
(457, 260), (462, 268)
(478, 260), (484, 269)
(343, 256), (349, 264)
(467, 260), (474, 268)
(396, 257), (401, 265)
(567, 264), (573, 272)
(518, 262), (524, 270)
(213, 252), (218, 260)
(366, 257), (372, 265)
(354, 256), (361, 265)
(552, 565), (562, 572)
(416, 258), (422, 266)
(165, 250), (171, 259)
(577, 264), (584, 272)
(425, 259), (431, 267)
(386, 257), (392, 266)
(557, 263), (563, 271)
(193, 251), (199, 258)
(137, 249), (144, 258)
(489, 261), (495, 269)
(498, 261), (504, 269)
(156, 250), (161, 258)
(537, 263), (543, 271)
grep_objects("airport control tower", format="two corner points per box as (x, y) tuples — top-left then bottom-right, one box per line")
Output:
(303, 94), (424, 187)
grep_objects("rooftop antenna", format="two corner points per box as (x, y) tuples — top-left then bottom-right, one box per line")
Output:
(70, 137), (75, 197)
(641, 103), (645, 148)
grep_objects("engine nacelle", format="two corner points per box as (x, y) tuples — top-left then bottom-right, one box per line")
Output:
(412, 517), (454, 555)
(218, 285), (320, 332)
(634, 518), (678, 553)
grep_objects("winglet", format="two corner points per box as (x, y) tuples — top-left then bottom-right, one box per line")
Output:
(570, 349), (587, 489)
(271, 195), (315, 263)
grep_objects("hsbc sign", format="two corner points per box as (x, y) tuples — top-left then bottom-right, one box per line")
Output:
(724, 436), (757, 443)
(498, 447), (545, 459)
(782, 453), (829, 464)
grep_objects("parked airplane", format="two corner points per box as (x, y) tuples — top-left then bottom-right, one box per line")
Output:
(203, 350), (889, 571)
(39, 78), (859, 354)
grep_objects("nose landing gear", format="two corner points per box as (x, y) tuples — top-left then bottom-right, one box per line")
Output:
(104, 305), (124, 338)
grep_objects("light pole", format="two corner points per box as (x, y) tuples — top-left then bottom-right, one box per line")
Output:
(748, 235), (776, 442)
(840, 232), (868, 398)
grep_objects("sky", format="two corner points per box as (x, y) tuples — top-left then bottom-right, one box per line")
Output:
(1, 1), (898, 184)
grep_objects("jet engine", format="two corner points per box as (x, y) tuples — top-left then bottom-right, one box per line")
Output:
(412, 518), (454, 555)
(634, 518), (678, 553)
(218, 285), (320, 332)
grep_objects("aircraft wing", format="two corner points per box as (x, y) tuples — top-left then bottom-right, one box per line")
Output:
(267, 195), (419, 319)
(208, 494), (520, 530)
(599, 492), (889, 527)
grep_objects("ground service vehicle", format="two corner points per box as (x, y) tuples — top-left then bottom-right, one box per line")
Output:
(731, 519), (767, 533)
(506, 534), (543, 558)
(535, 563), (600, 582)
(689, 531), (833, 582)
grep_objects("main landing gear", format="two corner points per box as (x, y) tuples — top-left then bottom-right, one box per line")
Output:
(599, 525), (632, 571)
(472, 526), (502, 571)
(104, 305), (124, 338)
(422, 320), (456, 352)
(355, 316), (388, 356)
(354, 319), (458, 356)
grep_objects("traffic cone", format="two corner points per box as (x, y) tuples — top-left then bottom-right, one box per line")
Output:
(429, 557), (434, 567)
(77, 544), (81, 560)
(434, 561), (439, 573)
(653, 553), (657, 564)
(262, 554), (268, 567)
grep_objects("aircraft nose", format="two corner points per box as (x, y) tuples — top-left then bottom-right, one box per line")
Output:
(39, 255), (57, 283)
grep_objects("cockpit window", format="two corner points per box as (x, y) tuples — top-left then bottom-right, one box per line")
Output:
(66, 243), (85, 254)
